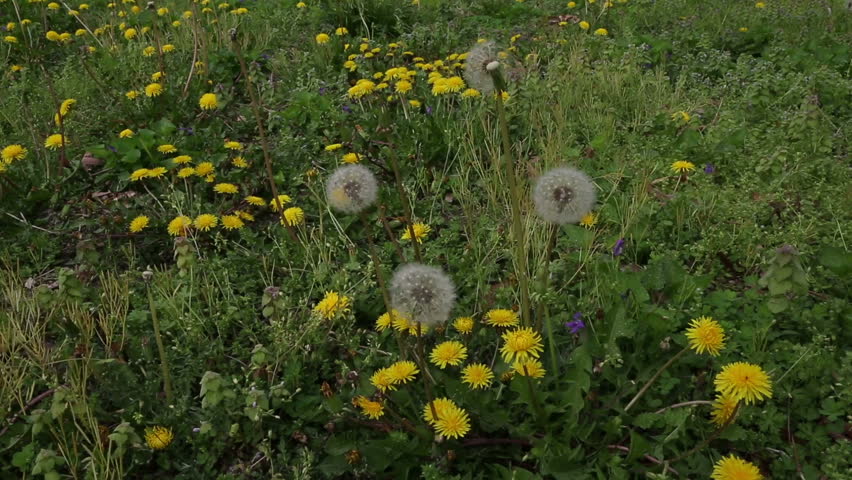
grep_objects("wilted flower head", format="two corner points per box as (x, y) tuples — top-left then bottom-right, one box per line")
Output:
(532, 166), (596, 225)
(390, 263), (456, 327)
(325, 164), (378, 214)
(464, 41), (499, 94)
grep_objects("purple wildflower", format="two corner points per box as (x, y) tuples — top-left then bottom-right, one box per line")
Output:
(704, 163), (715, 174)
(612, 238), (626, 256)
(342, 104), (352, 113)
(565, 313), (585, 334)
(106, 145), (117, 153)
(425, 105), (433, 115)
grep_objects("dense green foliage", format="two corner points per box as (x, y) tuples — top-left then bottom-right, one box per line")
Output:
(1, 0), (850, 479)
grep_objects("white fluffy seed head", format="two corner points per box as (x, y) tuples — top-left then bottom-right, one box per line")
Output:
(325, 164), (379, 214)
(532, 167), (597, 225)
(390, 263), (456, 327)
(464, 41), (499, 94)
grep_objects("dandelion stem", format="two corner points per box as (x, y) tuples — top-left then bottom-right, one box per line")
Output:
(522, 365), (545, 426)
(492, 74), (531, 327)
(415, 324), (439, 422)
(378, 204), (406, 263)
(145, 279), (173, 405)
(230, 29), (298, 244)
(537, 224), (560, 375)
(359, 212), (406, 359)
(666, 402), (740, 465)
(385, 147), (422, 263)
(624, 347), (688, 412)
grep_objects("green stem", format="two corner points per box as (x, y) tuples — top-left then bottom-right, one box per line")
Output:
(624, 347), (688, 412)
(492, 75), (530, 327)
(522, 365), (545, 425)
(230, 29), (298, 244)
(385, 148), (422, 263)
(359, 212), (406, 359)
(666, 402), (740, 465)
(538, 224), (560, 375)
(146, 282), (173, 405)
(415, 325), (439, 422)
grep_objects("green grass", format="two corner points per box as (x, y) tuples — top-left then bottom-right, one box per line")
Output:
(1, 0), (851, 479)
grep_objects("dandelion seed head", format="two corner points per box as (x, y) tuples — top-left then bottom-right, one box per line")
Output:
(532, 167), (596, 225)
(325, 164), (378, 214)
(464, 41), (499, 94)
(390, 263), (455, 327)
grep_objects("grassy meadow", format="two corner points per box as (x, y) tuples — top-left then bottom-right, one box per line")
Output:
(1, 0), (851, 478)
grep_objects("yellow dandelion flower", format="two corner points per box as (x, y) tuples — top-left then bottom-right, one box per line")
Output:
(434, 404), (470, 439)
(453, 316), (474, 334)
(224, 141), (243, 151)
(1, 144), (27, 163)
(313, 291), (351, 319)
(594, 28), (608, 36)
(387, 360), (419, 385)
(370, 368), (396, 392)
(193, 214), (218, 231)
(269, 194), (291, 211)
(354, 396), (384, 419)
(335, 27), (348, 36)
(423, 398), (457, 425)
(513, 359), (546, 378)
(130, 168), (150, 181)
(430, 341), (468, 369)
(710, 392), (739, 427)
(395, 80), (412, 93)
(500, 327), (543, 363)
(401, 222), (430, 243)
(126, 90), (139, 100)
(671, 160), (695, 174)
(685, 316), (726, 356)
(147, 167), (167, 178)
(44, 134), (67, 150)
(168, 216), (192, 236)
(213, 183), (238, 194)
(157, 144), (177, 154)
(194, 162), (214, 176)
(711, 455), (764, 480)
(245, 195), (265, 206)
(172, 155), (192, 164)
(282, 207), (305, 226)
(129, 215), (150, 233)
(461, 88), (481, 98)
(485, 309), (519, 328)
(123, 28), (137, 40)
(579, 21), (590, 30)
(236, 211), (255, 222)
(162, 44), (175, 53)
(324, 143), (343, 152)
(144, 426), (173, 450)
(145, 83), (164, 97)
(461, 363), (494, 389)
(231, 156), (248, 168)
(221, 215), (244, 230)
(59, 99), (76, 117)
(341, 152), (361, 164)
(177, 167), (195, 178)
(376, 309), (408, 332)
(579, 212), (597, 228)
(199, 93), (218, 110)
(714, 362), (772, 404)
(315, 33), (330, 44)
(119, 129), (135, 138)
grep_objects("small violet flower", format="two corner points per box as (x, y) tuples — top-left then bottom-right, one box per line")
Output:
(704, 163), (716, 174)
(612, 238), (626, 256)
(565, 312), (585, 334)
